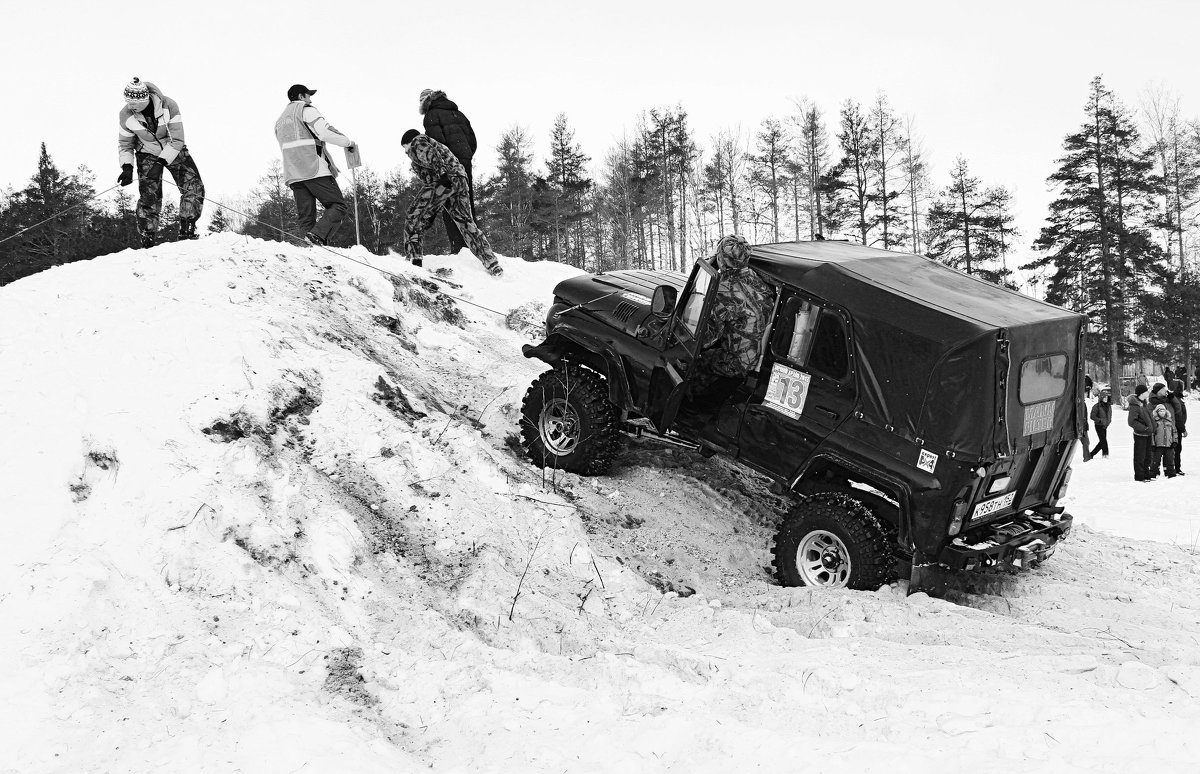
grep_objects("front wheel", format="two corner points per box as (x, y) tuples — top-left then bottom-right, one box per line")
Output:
(520, 364), (620, 476)
(773, 492), (895, 590)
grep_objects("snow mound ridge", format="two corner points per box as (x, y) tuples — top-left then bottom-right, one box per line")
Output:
(4, 234), (1200, 772)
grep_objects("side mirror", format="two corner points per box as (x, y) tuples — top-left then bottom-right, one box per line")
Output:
(651, 285), (677, 318)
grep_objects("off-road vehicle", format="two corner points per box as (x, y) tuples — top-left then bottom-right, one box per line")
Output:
(519, 241), (1081, 593)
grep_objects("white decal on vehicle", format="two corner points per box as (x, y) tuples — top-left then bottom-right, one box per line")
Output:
(1023, 400), (1055, 436)
(620, 292), (649, 305)
(764, 363), (811, 420)
(971, 491), (1017, 521)
(917, 449), (938, 473)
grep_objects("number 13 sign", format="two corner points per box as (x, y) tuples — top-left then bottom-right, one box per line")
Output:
(764, 363), (811, 419)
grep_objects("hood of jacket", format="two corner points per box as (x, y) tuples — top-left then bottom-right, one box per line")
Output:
(420, 90), (449, 115)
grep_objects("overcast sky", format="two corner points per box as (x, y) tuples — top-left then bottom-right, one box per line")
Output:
(3, 0), (1197, 272)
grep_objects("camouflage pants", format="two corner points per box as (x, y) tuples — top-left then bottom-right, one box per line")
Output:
(136, 149), (205, 235)
(402, 176), (497, 270)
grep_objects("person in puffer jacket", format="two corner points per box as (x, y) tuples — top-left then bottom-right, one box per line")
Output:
(420, 89), (478, 253)
(116, 77), (205, 246)
(392, 130), (501, 276)
(1150, 400), (1179, 479)
(1127, 385), (1153, 481)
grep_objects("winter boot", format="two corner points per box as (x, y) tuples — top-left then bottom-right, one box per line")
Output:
(178, 217), (198, 240)
(387, 246), (420, 267)
(305, 231), (326, 247)
(486, 262), (503, 277)
(140, 231), (157, 249)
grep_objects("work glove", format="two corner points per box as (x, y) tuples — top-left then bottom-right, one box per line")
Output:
(152, 157), (169, 169)
(118, 164), (134, 186)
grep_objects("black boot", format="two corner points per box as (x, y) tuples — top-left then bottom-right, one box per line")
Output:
(179, 217), (198, 240)
(141, 231), (157, 249)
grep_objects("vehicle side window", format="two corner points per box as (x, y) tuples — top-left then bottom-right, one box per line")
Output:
(772, 297), (818, 361)
(679, 262), (715, 336)
(809, 312), (849, 381)
(772, 296), (849, 381)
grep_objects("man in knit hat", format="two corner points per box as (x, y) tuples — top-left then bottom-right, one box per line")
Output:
(1127, 384), (1154, 481)
(117, 77), (205, 247)
(274, 85), (356, 246)
(419, 89), (478, 253)
(392, 129), (501, 276)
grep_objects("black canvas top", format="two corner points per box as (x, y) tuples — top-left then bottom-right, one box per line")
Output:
(748, 241), (1086, 460)
(750, 241), (1078, 339)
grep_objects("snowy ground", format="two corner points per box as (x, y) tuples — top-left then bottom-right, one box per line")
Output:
(3, 234), (1200, 773)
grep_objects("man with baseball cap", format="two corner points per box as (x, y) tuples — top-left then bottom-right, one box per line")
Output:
(117, 77), (206, 247)
(274, 84), (356, 246)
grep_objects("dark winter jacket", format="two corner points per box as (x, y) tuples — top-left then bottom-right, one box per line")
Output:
(1172, 379), (1188, 434)
(1090, 398), (1111, 428)
(421, 92), (477, 167)
(1127, 394), (1153, 437)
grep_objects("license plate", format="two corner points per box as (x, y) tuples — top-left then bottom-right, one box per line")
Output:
(972, 491), (1016, 521)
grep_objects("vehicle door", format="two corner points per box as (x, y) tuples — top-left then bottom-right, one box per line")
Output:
(736, 290), (857, 478)
(645, 258), (721, 432)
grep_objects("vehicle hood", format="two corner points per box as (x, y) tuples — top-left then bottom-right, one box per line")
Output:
(552, 270), (687, 335)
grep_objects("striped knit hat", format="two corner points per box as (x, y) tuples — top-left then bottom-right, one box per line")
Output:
(124, 77), (149, 101)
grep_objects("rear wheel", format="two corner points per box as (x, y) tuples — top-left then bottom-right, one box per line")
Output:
(773, 492), (895, 590)
(520, 364), (620, 475)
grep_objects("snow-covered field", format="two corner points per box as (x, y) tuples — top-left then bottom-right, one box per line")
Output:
(3, 235), (1200, 773)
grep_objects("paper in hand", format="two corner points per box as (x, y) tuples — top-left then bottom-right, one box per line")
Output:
(345, 144), (362, 169)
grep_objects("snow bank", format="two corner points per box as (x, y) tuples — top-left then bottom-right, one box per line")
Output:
(2, 235), (1200, 772)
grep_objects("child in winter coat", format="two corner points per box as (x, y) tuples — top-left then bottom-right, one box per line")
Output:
(1150, 401), (1179, 479)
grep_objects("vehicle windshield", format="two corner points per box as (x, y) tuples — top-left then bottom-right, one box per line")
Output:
(678, 261), (715, 336)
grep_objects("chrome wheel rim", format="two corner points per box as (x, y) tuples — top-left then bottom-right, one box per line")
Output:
(539, 398), (580, 455)
(796, 530), (851, 587)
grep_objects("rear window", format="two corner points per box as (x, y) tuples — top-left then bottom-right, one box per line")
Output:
(1019, 355), (1068, 404)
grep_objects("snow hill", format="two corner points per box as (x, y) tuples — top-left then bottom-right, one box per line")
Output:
(3, 234), (1200, 773)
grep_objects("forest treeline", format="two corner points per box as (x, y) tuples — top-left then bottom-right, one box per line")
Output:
(2, 76), (1199, 382)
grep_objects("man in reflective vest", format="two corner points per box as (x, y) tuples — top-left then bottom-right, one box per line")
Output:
(274, 84), (356, 246)
(116, 77), (205, 247)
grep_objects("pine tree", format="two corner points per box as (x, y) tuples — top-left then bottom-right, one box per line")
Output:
(1024, 76), (1166, 390)
(925, 157), (1017, 286)
(544, 114), (592, 267)
(789, 100), (831, 240)
(0, 144), (98, 285)
(749, 118), (789, 242)
(207, 207), (231, 234)
(900, 117), (932, 254)
(869, 93), (907, 249)
(480, 126), (535, 259)
(829, 100), (878, 245)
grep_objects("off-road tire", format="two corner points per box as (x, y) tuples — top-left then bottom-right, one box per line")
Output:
(520, 364), (620, 476)
(773, 492), (894, 590)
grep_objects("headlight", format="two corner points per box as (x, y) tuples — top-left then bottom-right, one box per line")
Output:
(988, 475), (1011, 495)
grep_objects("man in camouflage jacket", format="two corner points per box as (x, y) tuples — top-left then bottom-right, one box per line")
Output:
(699, 235), (776, 380)
(395, 129), (501, 276)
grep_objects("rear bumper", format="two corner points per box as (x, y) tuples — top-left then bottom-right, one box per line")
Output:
(939, 511), (1074, 572)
